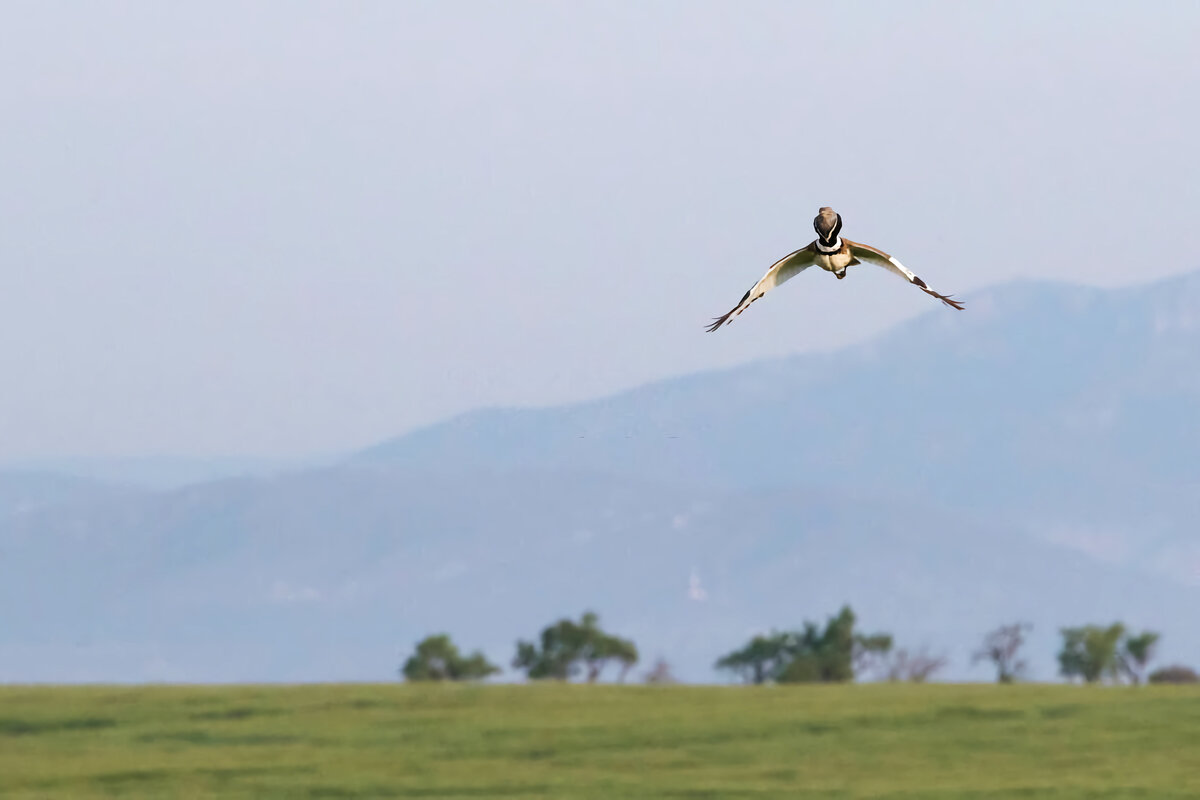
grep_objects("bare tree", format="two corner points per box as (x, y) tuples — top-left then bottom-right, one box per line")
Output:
(884, 647), (948, 683)
(972, 623), (1032, 684)
(643, 659), (677, 685)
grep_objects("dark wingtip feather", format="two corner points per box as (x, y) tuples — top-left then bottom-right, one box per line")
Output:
(704, 316), (728, 333)
(922, 286), (966, 310)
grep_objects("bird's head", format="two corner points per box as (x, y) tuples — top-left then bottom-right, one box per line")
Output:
(813, 207), (842, 246)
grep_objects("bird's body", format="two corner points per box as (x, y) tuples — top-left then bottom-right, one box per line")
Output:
(810, 205), (856, 277)
(812, 244), (858, 275)
(706, 207), (963, 332)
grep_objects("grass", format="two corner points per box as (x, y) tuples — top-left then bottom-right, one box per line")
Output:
(1, 683), (1197, 798)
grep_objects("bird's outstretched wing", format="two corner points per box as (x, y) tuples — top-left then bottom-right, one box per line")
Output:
(706, 246), (817, 332)
(844, 239), (965, 310)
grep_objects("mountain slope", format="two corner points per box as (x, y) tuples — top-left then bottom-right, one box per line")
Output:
(5, 274), (1199, 683)
(3, 464), (1196, 683)
(359, 272), (1200, 585)
(0, 470), (136, 517)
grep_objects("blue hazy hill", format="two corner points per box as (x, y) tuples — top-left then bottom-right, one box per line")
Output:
(3, 464), (1196, 683)
(3, 274), (1198, 682)
(360, 272), (1200, 585)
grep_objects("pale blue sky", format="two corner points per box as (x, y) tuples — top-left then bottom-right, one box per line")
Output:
(2, 1), (1198, 459)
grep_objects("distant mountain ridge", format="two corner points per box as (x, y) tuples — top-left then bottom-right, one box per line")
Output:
(0, 470), (136, 517)
(3, 273), (1198, 683)
(2, 455), (332, 491)
(4, 462), (1196, 683)
(359, 271), (1200, 586)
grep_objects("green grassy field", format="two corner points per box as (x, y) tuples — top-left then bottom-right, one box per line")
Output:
(1, 683), (1197, 798)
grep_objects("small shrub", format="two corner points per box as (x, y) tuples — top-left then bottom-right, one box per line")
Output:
(1147, 665), (1199, 684)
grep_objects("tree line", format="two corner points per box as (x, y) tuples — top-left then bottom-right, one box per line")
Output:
(400, 607), (1199, 685)
(402, 611), (637, 683)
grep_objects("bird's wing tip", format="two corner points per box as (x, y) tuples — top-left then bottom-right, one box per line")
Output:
(705, 311), (737, 332)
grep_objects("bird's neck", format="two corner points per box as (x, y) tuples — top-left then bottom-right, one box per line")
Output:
(816, 237), (842, 253)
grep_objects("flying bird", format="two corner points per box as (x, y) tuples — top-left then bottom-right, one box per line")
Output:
(706, 207), (964, 332)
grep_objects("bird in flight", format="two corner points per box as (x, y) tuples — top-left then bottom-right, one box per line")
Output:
(706, 207), (964, 332)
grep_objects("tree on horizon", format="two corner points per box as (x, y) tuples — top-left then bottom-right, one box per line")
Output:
(881, 647), (948, 683)
(1058, 624), (1160, 685)
(973, 622), (1032, 683)
(401, 634), (500, 682)
(1118, 631), (1160, 685)
(715, 606), (892, 684)
(512, 611), (638, 683)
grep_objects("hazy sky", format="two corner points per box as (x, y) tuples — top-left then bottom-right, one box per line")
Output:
(2, 1), (1198, 459)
